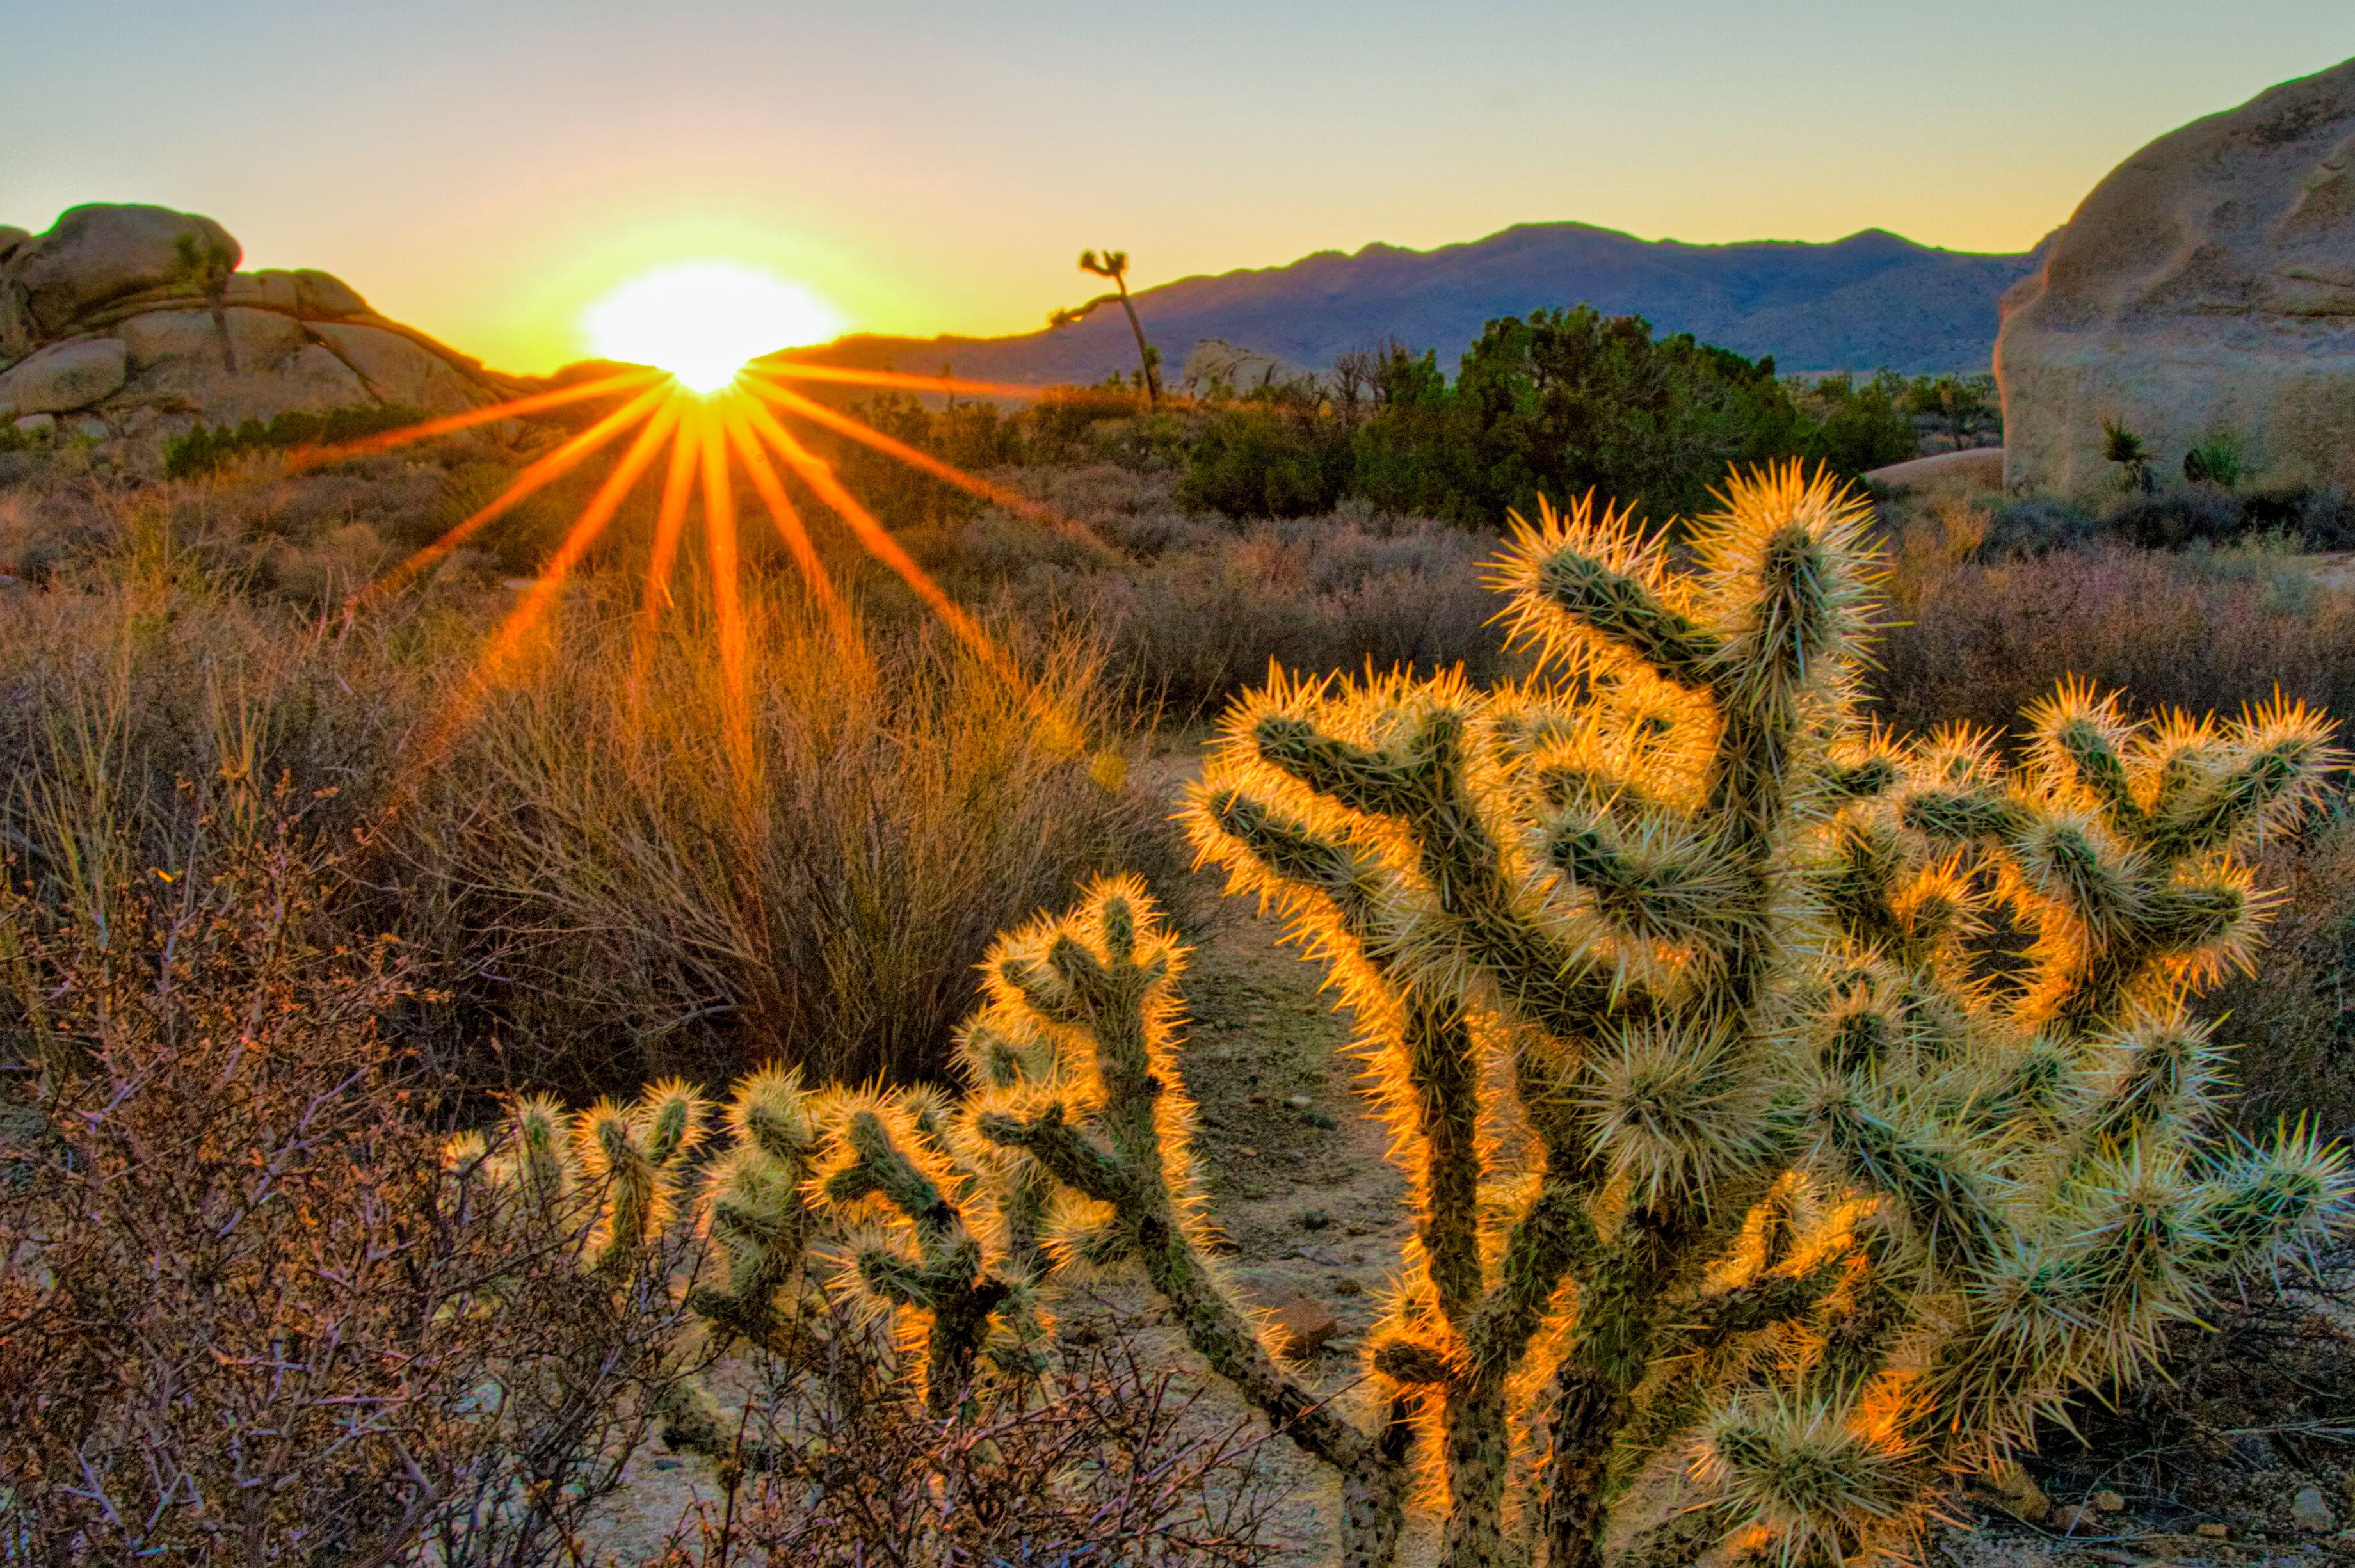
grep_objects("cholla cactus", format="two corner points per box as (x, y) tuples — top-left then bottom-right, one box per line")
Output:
(812, 1083), (1043, 1412)
(1128, 464), (2355, 1568)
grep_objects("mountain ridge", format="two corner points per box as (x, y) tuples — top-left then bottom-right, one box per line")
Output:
(792, 220), (2054, 388)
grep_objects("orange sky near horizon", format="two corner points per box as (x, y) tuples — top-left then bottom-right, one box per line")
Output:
(5, 1), (2349, 376)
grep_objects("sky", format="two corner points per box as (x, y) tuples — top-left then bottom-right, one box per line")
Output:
(5, 1), (2349, 375)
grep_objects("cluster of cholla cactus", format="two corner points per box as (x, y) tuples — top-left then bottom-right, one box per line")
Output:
(458, 463), (2353, 1568)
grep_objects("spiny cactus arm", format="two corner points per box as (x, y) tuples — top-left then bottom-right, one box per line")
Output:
(1808, 1085), (2006, 1281)
(1195, 789), (1490, 1317)
(821, 1100), (1025, 1414)
(2198, 1123), (2354, 1276)
(971, 889), (1413, 1567)
(1244, 707), (1628, 1041)
(1490, 494), (1721, 689)
(578, 1080), (706, 1277)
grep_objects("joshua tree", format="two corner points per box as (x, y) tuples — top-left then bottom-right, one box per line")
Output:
(487, 465), (2350, 1568)
(1050, 247), (1161, 405)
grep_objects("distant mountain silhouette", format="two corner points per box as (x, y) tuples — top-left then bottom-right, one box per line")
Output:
(792, 222), (2054, 389)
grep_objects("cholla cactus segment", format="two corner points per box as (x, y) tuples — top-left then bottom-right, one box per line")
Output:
(808, 1087), (1032, 1413)
(573, 1082), (708, 1275)
(1691, 1389), (1925, 1566)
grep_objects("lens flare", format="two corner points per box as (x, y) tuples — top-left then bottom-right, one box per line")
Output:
(586, 264), (842, 393)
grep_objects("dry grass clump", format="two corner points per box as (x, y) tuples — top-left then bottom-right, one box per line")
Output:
(0, 451), (1182, 1098)
(401, 582), (1177, 1092)
(1874, 488), (2355, 739)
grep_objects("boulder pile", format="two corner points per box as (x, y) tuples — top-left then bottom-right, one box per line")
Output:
(0, 204), (524, 444)
(1997, 57), (2355, 494)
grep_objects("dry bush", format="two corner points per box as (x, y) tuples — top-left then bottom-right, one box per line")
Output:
(904, 470), (1508, 721)
(1874, 536), (2355, 740)
(650, 1320), (1279, 1568)
(2205, 812), (2355, 1139)
(403, 583), (1178, 1092)
(0, 762), (696, 1565)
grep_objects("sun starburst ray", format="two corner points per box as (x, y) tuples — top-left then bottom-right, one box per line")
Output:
(362, 380), (672, 604)
(743, 374), (1087, 540)
(291, 368), (666, 471)
(700, 406), (757, 798)
(718, 399), (853, 641)
(482, 399), (681, 682)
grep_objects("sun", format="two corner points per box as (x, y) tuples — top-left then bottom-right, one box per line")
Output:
(586, 263), (844, 393)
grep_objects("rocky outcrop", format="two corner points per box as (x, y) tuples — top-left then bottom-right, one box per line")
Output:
(1178, 337), (1322, 396)
(0, 203), (525, 443)
(1997, 58), (2355, 494)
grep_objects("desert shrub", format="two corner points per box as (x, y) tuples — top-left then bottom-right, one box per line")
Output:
(402, 584), (1176, 1092)
(163, 402), (428, 479)
(0, 765), (695, 1565)
(1347, 309), (1814, 526)
(1176, 400), (1349, 520)
(1874, 537), (2355, 740)
(1792, 370), (1923, 474)
(651, 1325), (1277, 1567)
(899, 476), (1508, 721)
(2183, 430), (2246, 490)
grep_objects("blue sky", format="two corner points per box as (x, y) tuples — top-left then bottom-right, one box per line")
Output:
(4, 1), (2347, 371)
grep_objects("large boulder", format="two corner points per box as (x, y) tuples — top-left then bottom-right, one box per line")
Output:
(6, 205), (239, 346)
(0, 203), (515, 442)
(0, 339), (129, 417)
(1997, 58), (2355, 495)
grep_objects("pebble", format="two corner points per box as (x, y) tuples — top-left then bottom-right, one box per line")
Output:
(2292, 1485), (2336, 1532)
(2094, 1491), (2126, 1512)
(1295, 1244), (1349, 1267)
(2195, 1523), (2230, 1539)
(2050, 1503), (2102, 1533)
(1287, 1094), (1313, 1109)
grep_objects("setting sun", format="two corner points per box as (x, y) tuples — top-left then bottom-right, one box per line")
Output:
(585, 264), (844, 392)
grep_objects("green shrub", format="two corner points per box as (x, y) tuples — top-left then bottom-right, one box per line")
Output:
(1175, 401), (1348, 519)
(163, 402), (428, 478)
(2183, 431), (2246, 489)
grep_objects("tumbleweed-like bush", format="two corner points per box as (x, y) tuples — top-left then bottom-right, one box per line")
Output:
(469, 463), (2353, 1568)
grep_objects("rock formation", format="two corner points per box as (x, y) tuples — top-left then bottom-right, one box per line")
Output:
(1177, 337), (1320, 396)
(0, 204), (524, 444)
(1997, 58), (2355, 495)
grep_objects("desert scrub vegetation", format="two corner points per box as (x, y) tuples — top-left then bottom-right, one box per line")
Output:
(380, 465), (2349, 1568)
(1872, 482), (2355, 739)
(903, 468), (1510, 719)
(0, 464), (1179, 1096)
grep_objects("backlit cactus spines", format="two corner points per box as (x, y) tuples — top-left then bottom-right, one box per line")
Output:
(442, 462), (2351, 1568)
(687, 1066), (827, 1348)
(805, 1085), (1024, 1412)
(964, 876), (1418, 1568)
(576, 1078), (707, 1276)
(1149, 462), (2353, 1568)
